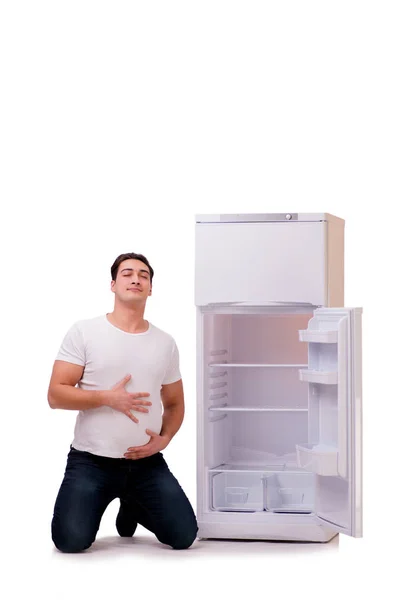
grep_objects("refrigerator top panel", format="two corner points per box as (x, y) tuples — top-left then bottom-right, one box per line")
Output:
(195, 213), (344, 225)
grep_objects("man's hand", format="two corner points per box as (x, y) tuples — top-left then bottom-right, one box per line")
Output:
(106, 374), (152, 423)
(123, 429), (171, 459)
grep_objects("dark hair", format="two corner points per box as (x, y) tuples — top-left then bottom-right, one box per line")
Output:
(111, 253), (154, 283)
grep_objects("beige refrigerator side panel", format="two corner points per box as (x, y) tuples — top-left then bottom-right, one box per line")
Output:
(327, 219), (345, 307)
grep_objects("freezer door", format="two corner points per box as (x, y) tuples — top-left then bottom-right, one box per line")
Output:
(298, 307), (362, 537)
(195, 221), (327, 306)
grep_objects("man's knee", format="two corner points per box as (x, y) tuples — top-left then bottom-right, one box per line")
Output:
(171, 532), (197, 550)
(51, 521), (94, 553)
(159, 523), (198, 550)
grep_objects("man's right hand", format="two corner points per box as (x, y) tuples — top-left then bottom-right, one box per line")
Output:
(106, 374), (151, 423)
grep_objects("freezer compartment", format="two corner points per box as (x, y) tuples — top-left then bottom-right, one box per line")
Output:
(264, 472), (314, 513)
(195, 220), (332, 306)
(211, 471), (265, 512)
(296, 443), (339, 476)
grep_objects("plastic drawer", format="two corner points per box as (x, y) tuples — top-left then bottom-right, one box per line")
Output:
(263, 472), (314, 513)
(211, 471), (264, 512)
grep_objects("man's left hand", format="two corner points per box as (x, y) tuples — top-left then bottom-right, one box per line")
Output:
(124, 429), (171, 460)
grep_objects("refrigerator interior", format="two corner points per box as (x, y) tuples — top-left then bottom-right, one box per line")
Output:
(203, 310), (343, 516)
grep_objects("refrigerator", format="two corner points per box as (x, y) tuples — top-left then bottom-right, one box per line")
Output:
(195, 212), (362, 542)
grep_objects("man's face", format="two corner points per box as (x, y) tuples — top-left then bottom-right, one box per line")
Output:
(111, 259), (152, 304)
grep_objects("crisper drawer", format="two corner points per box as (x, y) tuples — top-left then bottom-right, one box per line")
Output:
(195, 221), (326, 305)
(264, 472), (314, 513)
(211, 472), (265, 512)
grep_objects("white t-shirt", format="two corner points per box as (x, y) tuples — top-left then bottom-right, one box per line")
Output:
(55, 314), (182, 458)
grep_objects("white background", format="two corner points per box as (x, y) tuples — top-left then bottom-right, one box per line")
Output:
(1, 1), (399, 598)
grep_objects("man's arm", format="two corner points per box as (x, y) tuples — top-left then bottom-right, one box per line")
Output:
(47, 360), (110, 410)
(48, 362), (152, 421)
(160, 379), (184, 441)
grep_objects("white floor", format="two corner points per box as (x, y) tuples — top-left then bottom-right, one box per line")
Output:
(4, 437), (388, 600)
(49, 523), (340, 557)
(4, 517), (389, 600)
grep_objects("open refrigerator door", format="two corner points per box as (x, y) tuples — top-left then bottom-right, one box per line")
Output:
(297, 307), (363, 537)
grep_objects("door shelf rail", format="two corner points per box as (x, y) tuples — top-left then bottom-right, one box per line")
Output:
(209, 349), (228, 356)
(208, 413), (228, 423)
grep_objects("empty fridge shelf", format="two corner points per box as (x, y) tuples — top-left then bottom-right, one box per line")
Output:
(299, 329), (338, 343)
(209, 463), (297, 472)
(296, 443), (338, 476)
(209, 363), (309, 367)
(209, 406), (308, 412)
(299, 369), (338, 384)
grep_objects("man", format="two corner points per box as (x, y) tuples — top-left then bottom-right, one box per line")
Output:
(48, 252), (198, 552)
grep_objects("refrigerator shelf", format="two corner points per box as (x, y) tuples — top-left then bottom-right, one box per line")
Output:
(209, 363), (308, 367)
(209, 463), (305, 473)
(299, 369), (338, 384)
(296, 443), (338, 476)
(299, 329), (338, 343)
(209, 406), (308, 412)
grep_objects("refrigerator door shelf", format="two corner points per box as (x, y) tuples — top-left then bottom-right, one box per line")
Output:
(299, 369), (338, 384)
(296, 443), (339, 476)
(299, 329), (338, 343)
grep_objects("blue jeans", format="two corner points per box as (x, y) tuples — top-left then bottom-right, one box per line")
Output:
(51, 445), (198, 552)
